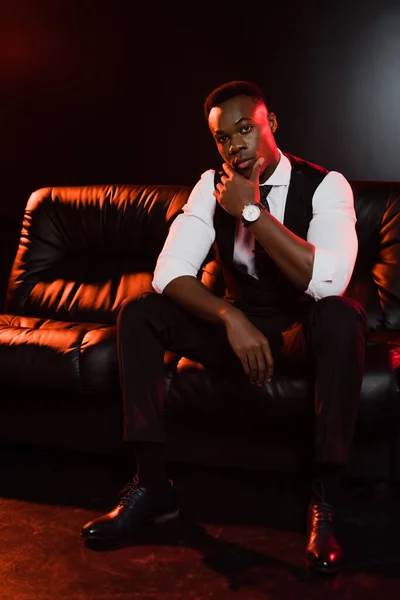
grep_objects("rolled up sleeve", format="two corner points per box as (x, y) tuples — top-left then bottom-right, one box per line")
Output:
(305, 171), (358, 300)
(152, 170), (217, 294)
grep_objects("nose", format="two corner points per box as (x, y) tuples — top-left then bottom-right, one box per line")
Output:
(229, 134), (246, 155)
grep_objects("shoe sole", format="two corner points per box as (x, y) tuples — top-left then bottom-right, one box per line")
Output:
(80, 508), (180, 541)
(305, 560), (340, 575)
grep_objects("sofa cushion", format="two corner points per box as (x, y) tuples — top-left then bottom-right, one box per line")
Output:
(168, 337), (400, 442)
(0, 315), (118, 394)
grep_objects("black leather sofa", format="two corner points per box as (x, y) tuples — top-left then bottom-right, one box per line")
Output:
(0, 181), (399, 483)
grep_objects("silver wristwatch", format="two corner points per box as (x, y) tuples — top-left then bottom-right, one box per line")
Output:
(241, 202), (263, 227)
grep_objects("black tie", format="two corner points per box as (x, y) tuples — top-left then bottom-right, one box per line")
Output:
(259, 185), (272, 211)
(253, 184), (273, 273)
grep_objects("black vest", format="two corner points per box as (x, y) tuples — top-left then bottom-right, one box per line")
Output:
(213, 153), (329, 316)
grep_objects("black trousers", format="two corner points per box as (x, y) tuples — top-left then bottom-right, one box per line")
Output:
(116, 292), (368, 467)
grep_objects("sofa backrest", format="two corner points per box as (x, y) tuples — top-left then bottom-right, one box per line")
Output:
(5, 180), (400, 330)
(5, 184), (191, 323)
(347, 181), (400, 331)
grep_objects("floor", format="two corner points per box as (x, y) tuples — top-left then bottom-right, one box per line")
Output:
(0, 444), (400, 600)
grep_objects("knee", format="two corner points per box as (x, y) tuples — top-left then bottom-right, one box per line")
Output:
(311, 295), (368, 334)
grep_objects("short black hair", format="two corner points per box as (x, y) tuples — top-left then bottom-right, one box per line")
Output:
(203, 80), (267, 120)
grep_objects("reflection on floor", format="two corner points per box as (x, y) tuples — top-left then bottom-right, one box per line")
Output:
(1, 444), (399, 600)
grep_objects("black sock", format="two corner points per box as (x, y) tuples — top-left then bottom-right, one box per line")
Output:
(133, 441), (169, 491)
(312, 463), (344, 506)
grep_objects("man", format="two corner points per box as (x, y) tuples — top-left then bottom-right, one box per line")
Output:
(81, 80), (368, 574)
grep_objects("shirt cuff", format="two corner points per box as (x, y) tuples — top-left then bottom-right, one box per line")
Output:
(306, 248), (338, 300)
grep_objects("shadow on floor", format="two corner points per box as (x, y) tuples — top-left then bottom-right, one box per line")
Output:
(1, 443), (400, 599)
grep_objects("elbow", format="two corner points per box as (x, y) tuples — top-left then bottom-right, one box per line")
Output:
(152, 271), (164, 295)
(299, 246), (315, 291)
(310, 281), (348, 301)
(305, 247), (351, 299)
(163, 275), (198, 298)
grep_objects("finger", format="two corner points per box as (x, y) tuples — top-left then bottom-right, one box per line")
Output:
(239, 354), (250, 378)
(220, 175), (228, 185)
(247, 353), (259, 384)
(222, 163), (235, 177)
(262, 342), (274, 382)
(254, 350), (267, 385)
(250, 157), (265, 184)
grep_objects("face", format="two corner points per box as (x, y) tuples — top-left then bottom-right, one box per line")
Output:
(208, 94), (279, 182)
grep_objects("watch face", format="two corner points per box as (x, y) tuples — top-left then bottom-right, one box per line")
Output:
(243, 204), (261, 222)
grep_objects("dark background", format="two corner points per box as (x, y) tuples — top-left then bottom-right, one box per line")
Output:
(1, 0), (399, 224)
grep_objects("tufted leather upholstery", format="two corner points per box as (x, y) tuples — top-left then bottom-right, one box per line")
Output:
(0, 181), (400, 482)
(1, 185), (189, 393)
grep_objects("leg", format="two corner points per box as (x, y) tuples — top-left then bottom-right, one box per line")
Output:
(266, 296), (367, 474)
(275, 296), (368, 573)
(81, 291), (241, 541)
(117, 291), (243, 443)
(305, 296), (367, 573)
(306, 295), (368, 469)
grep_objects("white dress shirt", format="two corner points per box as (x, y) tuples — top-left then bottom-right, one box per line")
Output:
(153, 150), (358, 301)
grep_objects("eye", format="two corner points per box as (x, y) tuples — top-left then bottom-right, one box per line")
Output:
(241, 125), (253, 134)
(217, 136), (229, 145)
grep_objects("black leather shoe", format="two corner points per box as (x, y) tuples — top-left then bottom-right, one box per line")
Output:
(305, 500), (343, 574)
(81, 480), (179, 541)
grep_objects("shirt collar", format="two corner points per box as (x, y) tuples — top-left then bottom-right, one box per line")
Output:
(261, 149), (291, 187)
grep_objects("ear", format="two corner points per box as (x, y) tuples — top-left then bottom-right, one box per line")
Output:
(268, 112), (278, 134)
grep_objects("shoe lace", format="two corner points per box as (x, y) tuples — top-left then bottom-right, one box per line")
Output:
(311, 479), (334, 530)
(117, 482), (146, 508)
(313, 502), (334, 531)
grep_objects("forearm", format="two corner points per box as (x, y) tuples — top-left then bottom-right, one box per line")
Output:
(250, 211), (315, 290)
(162, 275), (241, 325)
(163, 275), (275, 384)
